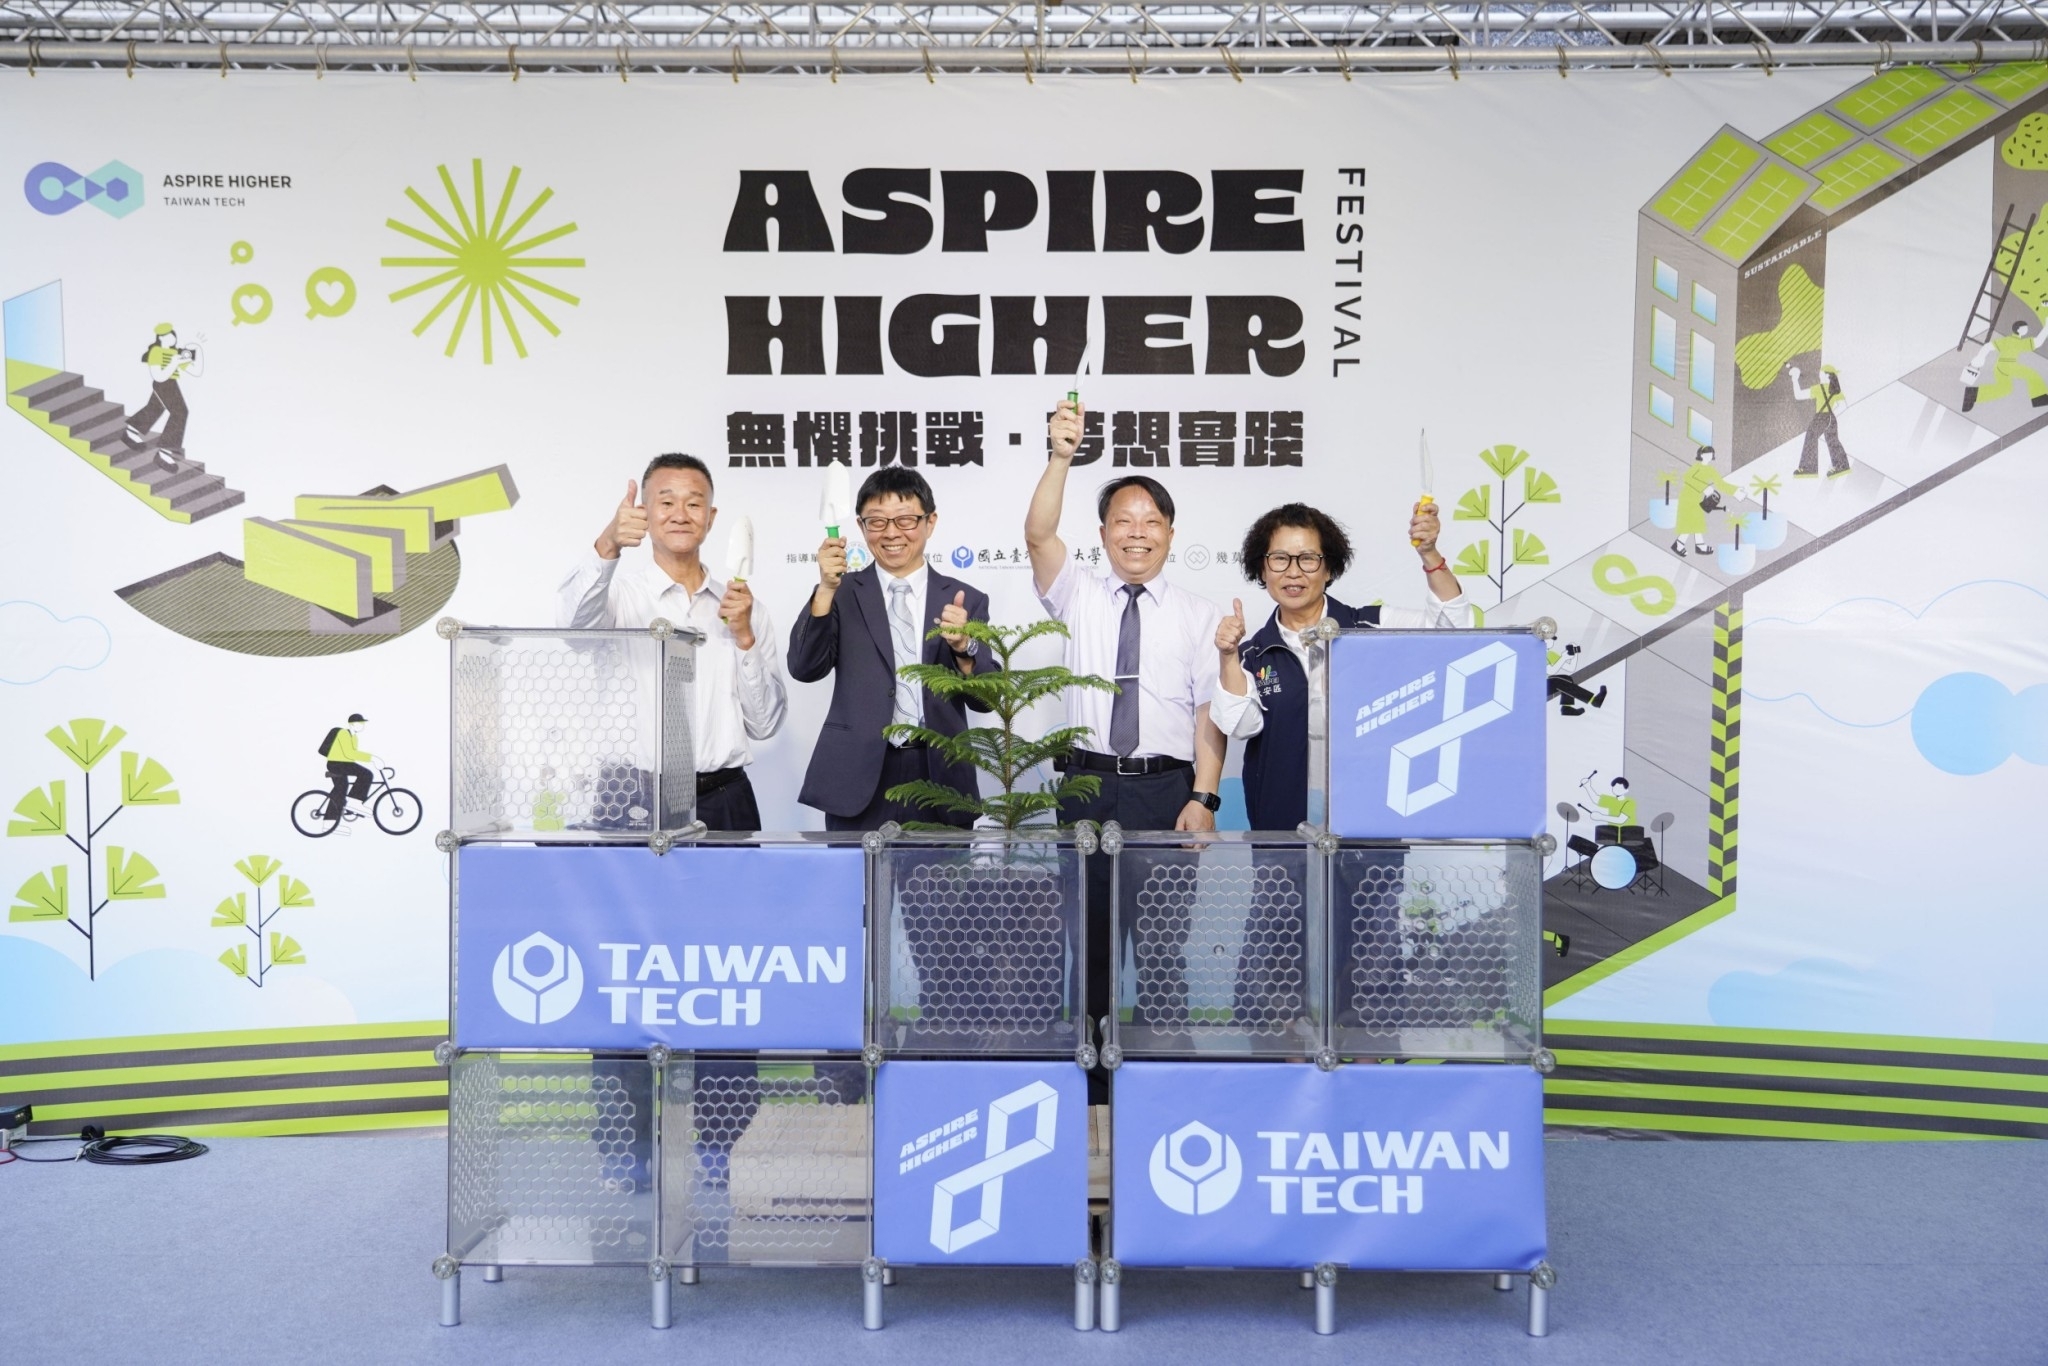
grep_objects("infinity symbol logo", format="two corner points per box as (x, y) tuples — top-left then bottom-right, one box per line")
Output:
(23, 160), (144, 218)
(1386, 641), (1518, 817)
(1592, 552), (1677, 615)
(929, 1081), (1059, 1254)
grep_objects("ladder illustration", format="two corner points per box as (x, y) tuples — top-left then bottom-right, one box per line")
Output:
(1956, 203), (2039, 352)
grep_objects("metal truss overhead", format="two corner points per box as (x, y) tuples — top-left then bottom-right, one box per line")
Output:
(4, 2), (2048, 75)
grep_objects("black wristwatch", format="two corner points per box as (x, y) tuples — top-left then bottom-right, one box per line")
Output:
(1190, 790), (1222, 812)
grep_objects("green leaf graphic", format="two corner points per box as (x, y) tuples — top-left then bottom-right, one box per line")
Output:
(1452, 542), (1492, 578)
(1477, 443), (1531, 478)
(219, 944), (250, 978)
(277, 876), (315, 909)
(235, 855), (282, 887)
(269, 933), (307, 967)
(8, 782), (66, 838)
(119, 753), (181, 806)
(212, 893), (248, 928)
(1452, 486), (1491, 522)
(1522, 467), (1561, 505)
(9, 867), (68, 922)
(47, 719), (126, 771)
(1511, 529), (1551, 567)
(105, 846), (167, 901)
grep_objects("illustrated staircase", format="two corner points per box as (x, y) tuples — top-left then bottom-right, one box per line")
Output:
(8, 370), (246, 524)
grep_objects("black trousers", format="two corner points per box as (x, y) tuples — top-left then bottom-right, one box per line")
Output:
(323, 761), (372, 817)
(824, 745), (975, 832)
(131, 379), (189, 453)
(1057, 765), (1194, 1087)
(694, 770), (762, 834)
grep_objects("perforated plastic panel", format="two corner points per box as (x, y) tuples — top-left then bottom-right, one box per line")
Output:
(661, 1059), (870, 1267)
(449, 627), (696, 839)
(1331, 843), (1543, 1059)
(447, 1052), (656, 1267)
(873, 839), (1084, 1055)
(1113, 841), (1321, 1057)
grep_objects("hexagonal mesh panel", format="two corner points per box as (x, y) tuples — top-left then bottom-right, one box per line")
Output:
(450, 631), (695, 837)
(875, 843), (1083, 1054)
(1115, 843), (1318, 1056)
(662, 1059), (870, 1267)
(1333, 844), (1542, 1059)
(447, 1052), (656, 1266)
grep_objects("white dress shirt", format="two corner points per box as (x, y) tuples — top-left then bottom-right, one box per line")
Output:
(557, 551), (787, 771)
(1038, 559), (1221, 762)
(1211, 591), (1476, 740)
(879, 561), (931, 738)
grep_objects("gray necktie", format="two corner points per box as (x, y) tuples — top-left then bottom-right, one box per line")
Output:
(888, 579), (922, 740)
(1109, 582), (1143, 757)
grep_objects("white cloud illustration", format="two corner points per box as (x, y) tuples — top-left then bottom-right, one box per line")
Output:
(0, 600), (111, 685)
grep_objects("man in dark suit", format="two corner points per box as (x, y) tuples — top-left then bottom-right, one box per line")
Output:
(788, 468), (993, 830)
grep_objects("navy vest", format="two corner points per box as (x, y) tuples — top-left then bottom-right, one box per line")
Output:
(1237, 597), (1379, 831)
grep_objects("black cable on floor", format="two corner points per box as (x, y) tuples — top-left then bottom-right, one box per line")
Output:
(3, 1131), (209, 1166)
(81, 1135), (208, 1165)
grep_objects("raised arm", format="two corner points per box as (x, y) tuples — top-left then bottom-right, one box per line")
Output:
(1027, 399), (1082, 594)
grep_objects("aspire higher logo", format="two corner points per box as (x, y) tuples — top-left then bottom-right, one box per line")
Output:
(24, 161), (143, 218)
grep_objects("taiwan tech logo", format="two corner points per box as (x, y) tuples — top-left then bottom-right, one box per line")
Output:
(492, 931), (585, 1024)
(24, 160), (144, 219)
(1148, 1120), (1244, 1215)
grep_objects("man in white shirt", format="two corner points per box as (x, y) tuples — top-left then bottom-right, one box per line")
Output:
(558, 453), (787, 832)
(1028, 398), (1226, 1051)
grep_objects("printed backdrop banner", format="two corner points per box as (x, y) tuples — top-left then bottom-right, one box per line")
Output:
(4, 70), (2047, 1141)
(1112, 1062), (1547, 1269)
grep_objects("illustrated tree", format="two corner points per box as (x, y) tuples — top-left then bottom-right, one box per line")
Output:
(1448, 443), (1563, 604)
(7, 719), (177, 980)
(212, 854), (313, 987)
(880, 618), (1118, 830)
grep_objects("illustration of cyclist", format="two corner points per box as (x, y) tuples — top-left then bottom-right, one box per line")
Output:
(318, 713), (374, 820)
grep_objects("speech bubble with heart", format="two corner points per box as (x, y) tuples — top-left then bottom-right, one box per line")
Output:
(230, 283), (274, 326)
(304, 266), (357, 320)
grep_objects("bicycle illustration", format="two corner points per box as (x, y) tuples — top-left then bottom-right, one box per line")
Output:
(290, 765), (423, 838)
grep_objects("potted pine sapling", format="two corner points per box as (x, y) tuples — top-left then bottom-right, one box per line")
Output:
(881, 617), (1117, 833)
(872, 617), (1118, 1047)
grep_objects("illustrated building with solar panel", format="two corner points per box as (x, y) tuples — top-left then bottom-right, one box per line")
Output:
(1531, 63), (2048, 990)
(1631, 62), (2048, 505)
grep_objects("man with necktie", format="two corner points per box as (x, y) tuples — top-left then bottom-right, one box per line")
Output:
(788, 468), (993, 830)
(1027, 398), (1225, 1068)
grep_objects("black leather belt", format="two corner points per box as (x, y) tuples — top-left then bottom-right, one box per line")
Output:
(1058, 749), (1193, 777)
(696, 766), (747, 796)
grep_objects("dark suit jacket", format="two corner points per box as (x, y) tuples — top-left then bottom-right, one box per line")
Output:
(787, 565), (995, 819)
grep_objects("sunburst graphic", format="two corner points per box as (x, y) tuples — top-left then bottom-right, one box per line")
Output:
(381, 159), (584, 364)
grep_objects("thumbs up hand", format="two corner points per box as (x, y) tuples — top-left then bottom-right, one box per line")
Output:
(1216, 597), (1248, 654)
(936, 588), (973, 655)
(597, 478), (647, 560)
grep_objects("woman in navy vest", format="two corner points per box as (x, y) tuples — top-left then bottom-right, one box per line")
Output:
(1210, 500), (1475, 831)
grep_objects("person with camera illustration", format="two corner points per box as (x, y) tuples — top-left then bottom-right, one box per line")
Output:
(126, 322), (204, 473)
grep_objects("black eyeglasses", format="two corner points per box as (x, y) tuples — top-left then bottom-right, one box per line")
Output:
(1264, 552), (1327, 573)
(858, 514), (931, 533)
